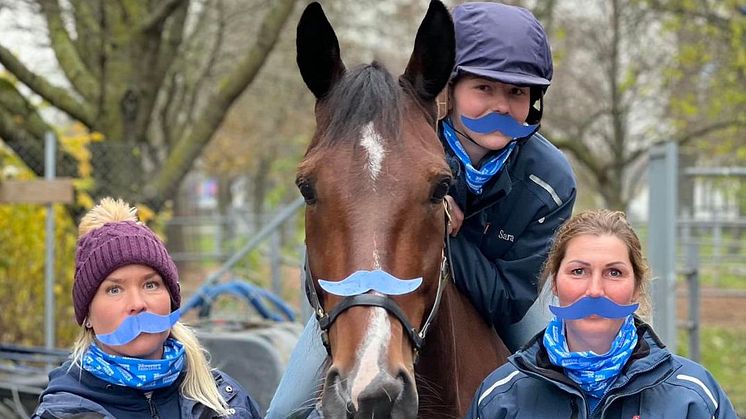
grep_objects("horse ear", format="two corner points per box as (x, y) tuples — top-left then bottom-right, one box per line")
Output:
(296, 2), (346, 99)
(402, 0), (455, 102)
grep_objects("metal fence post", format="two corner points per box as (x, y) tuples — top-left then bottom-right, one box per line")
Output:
(712, 218), (721, 286)
(686, 242), (700, 362)
(271, 230), (282, 297)
(44, 132), (56, 351)
(648, 141), (678, 353)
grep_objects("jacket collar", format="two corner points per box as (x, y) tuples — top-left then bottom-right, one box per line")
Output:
(48, 360), (184, 409)
(511, 317), (676, 396)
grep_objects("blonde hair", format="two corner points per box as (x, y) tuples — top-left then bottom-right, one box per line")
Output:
(541, 209), (652, 321)
(73, 197), (231, 416)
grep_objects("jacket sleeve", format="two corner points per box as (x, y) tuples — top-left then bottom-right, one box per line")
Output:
(449, 190), (575, 337)
(711, 372), (738, 419)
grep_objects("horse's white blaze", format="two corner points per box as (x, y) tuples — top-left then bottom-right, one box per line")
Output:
(350, 307), (390, 409)
(372, 235), (381, 270)
(360, 122), (385, 181)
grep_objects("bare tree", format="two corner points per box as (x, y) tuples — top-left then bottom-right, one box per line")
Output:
(542, 0), (745, 210)
(0, 0), (297, 210)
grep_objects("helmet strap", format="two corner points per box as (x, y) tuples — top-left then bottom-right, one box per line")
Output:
(526, 88), (544, 125)
(437, 90), (449, 121)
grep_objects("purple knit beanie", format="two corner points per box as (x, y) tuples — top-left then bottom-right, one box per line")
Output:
(73, 220), (180, 325)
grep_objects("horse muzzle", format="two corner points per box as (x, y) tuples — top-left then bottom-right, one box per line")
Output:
(322, 366), (417, 419)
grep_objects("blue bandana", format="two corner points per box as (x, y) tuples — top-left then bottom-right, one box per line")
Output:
(543, 315), (637, 400)
(442, 119), (517, 195)
(82, 338), (185, 391)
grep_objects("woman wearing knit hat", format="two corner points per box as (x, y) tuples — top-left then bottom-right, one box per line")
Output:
(33, 197), (261, 418)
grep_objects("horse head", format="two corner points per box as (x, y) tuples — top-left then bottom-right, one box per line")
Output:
(296, 1), (455, 417)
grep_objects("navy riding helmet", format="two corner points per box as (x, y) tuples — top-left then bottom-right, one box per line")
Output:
(451, 2), (553, 124)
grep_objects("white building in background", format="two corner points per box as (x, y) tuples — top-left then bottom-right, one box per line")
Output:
(689, 169), (744, 220)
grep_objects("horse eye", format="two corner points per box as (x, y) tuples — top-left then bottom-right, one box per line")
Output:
(296, 179), (317, 204)
(431, 179), (451, 203)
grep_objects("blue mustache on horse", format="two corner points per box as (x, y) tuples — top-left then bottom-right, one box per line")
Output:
(96, 310), (181, 346)
(549, 296), (639, 320)
(460, 112), (539, 138)
(318, 270), (423, 297)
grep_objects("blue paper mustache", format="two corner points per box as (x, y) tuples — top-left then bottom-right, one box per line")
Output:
(461, 113), (539, 138)
(318, 269), (423, 297)
(549, 296), (639, 320)
(96, 310), (181, 346)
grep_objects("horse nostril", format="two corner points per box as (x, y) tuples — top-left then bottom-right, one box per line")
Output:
(397, 368), (414, 388)
(346, 401), (356, 418)
(356, 374), (404, 416)
(323, 367), (357, 418)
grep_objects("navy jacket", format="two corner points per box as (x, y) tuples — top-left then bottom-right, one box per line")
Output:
(467, 320), (738, 418)
(33, 360), (262, 418)
(442, 128), (576, 343)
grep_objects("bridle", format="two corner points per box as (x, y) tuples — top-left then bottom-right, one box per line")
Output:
(304, 201), (454, 360)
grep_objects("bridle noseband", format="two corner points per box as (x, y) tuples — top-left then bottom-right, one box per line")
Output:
(304, 202), (454, 360)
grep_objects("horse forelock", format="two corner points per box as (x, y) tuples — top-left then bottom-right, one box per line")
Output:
(313, 62), (402, 149)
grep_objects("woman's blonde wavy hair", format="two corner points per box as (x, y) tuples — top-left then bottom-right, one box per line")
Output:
(541, 209), (652, 321)
(72, 197), (231, 416)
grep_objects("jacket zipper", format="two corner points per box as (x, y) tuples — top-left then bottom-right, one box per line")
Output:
(596, 379), (669, 418)
(144, 392), (161, 419)
(514, 357), (589, 418)
(595, 356), (675, 418)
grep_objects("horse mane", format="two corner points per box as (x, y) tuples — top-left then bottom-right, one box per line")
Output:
(316, 62), (403, 147)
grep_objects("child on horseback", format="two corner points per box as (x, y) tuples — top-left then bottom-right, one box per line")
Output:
(439, 1), (576, 352)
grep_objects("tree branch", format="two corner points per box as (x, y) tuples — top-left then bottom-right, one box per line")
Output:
(645, 0), (731, 30)
(165, 4), (211, 136)
(0, 44), (95, 127)
(37, 0), (99, 101)
(675, 119), (745, 146)
(69, 0), (102, 74)
(144, 0), (297, 209)
(140, 0), (188, 33)
(552, 136), (605, 178)
(0, 79), (78, 177)
(179, 0), (226, 141)
(623, 120), (745, 167)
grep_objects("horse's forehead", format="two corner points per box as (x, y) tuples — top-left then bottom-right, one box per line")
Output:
(324, 119), (437, 164)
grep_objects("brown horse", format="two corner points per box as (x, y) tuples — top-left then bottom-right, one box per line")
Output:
(295, 2), (510, 418)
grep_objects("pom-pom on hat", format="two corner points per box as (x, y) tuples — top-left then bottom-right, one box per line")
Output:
(73, 198), (180, 325)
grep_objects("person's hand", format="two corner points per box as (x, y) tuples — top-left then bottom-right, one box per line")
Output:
(444, 195), (464, 236)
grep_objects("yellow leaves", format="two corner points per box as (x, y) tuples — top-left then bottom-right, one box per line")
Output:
(76, 190), (95, 210)
(58, 122), (103, 180)
(670, 93), (699, 118)
(56, 122), (107, 212)
(136, 203), (156, 224)
(0, 204), (78, 346)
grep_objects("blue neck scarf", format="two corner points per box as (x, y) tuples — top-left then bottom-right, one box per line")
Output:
(82, 338), (185, 391)
(442, 119), (517, 195)
(543, 315), (638, 400)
